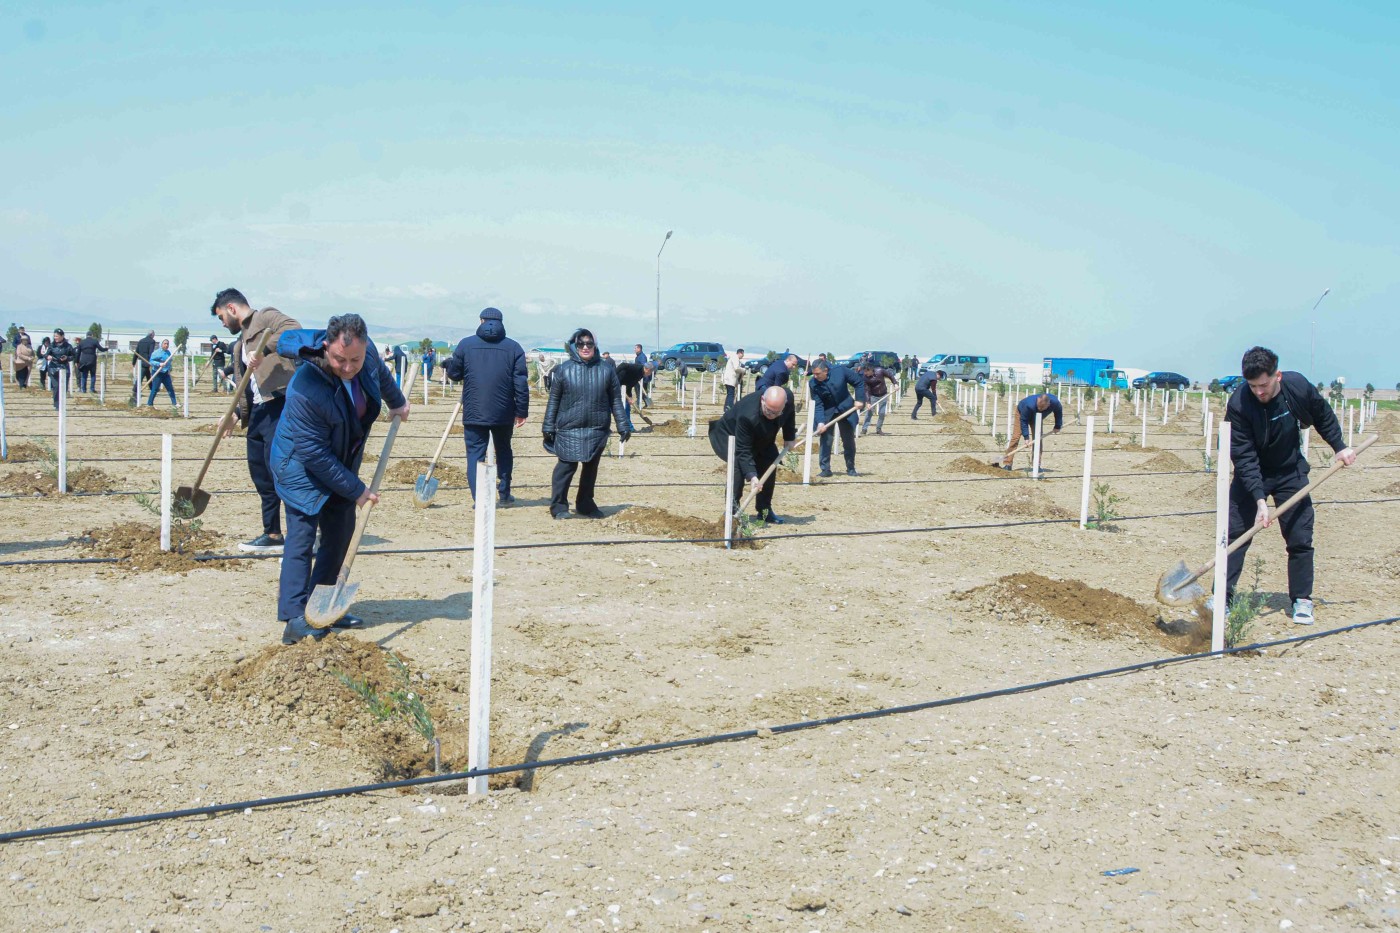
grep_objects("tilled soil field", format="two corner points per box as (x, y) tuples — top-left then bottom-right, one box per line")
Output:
(1, 376), (1398, 931)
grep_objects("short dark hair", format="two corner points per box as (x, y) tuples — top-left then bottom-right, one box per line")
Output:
(211, 288), (250, 316)
(811, 359), (830, 374)
(326, 313), (368, 345)
(1241, 346), (1278, 380)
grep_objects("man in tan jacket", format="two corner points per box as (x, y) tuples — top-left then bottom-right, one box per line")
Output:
(211, 288), (300, 553)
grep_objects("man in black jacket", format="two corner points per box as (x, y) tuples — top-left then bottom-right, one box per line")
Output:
(208, 334), (231, 391)
(614, 360), (652, 421)
(709, 385), (797, 524)
(75, 332), (107, 393)
(911, 369), (938, 419)
(808, 359), (866, 477)
(444, 308), (529, 505)
(1224, 346), (1355, 624)
(757, 354), (797, 393)
(133, 330), (157, 403)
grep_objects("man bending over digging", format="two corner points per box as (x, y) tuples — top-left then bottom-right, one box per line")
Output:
(999, 391), (1062, 470)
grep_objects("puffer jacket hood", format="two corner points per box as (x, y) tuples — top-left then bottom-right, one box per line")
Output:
(566, 328), (597, 365)
(477, 319), (506, 342)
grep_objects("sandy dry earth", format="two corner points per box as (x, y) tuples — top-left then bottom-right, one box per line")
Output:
(1, 375), (1398, 932)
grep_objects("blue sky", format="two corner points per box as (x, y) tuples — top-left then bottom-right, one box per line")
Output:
(2, 2), (1396, 384)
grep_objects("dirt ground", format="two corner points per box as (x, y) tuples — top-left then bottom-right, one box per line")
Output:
(1, 375), (1398, 931)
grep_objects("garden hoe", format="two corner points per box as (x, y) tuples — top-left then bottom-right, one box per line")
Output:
(1156, 434), (1376, 607)
(413, 399), (461, 508)
(306, 365), (418, 628)
(174, 330), (272, 517)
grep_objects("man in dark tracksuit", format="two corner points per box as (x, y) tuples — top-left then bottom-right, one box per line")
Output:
(709, 385), (797, 524)
(911, 369), (938, 419)
(808, 359), (867, 477)
(391, 344), (406, 386)
(1000, 392), (1062, 469)
(133, 330), (157, 403)
(209, 335), (231, 391)
(270, 314), (408, 644)
(75, 333), (107, 393)
(1224, 346), (1355, 624)
(444, 307), (529, 505)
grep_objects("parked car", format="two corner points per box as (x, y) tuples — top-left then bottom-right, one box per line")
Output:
(1217, 375), (1244, 393)
(1132, 371), (1190, 390)
(649, 341), (726, 372)
(920, 353), (990, 383)
(837, 350), (901, 371)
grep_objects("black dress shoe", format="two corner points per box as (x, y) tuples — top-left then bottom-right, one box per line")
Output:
(818, 469), (834, 478)
(498, 492), (515, 506)
(281, 616), (328, 645)
(332, 613), (363, 630)
(576, 506), (605, 519)
(758, 511), (785, 525)
(846, 468), (860, 477)
(552, 510), (572, 520)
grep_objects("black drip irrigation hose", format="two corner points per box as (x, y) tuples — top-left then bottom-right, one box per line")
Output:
(2, 614), (1394, 845)
(1, 497), (1395, 568)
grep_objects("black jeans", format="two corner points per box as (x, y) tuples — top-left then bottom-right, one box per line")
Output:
(463, 423), (515, 500)
(716, 440), (778, 515)
(277, 495), (356, 622)
(551, 455), (601, 516)
(912, 388), (937, 417)
(78, 363), (97, 393)
(818, 416), (856, 472)
(1226, 470), (1315, 603)
(246, 396), (285, 536)
(15, 366), (29, 389)
(49, 367), (70, 409)
(723, 385), (737, 410)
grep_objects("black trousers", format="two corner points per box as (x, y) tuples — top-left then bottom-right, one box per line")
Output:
(723, 385), (737, 410)
(714, 439), (778, 515)
(78, 363), (97, 392)
(246, 396), (285, 536)
(1226, 470), (1315, 603)
(463, 423), (515, 499)
(912, 388), (937, 417)
(15, 366), (29, 389)
(278, 495), (356, 622)
(551, 455), (601, 515)
(818, 416), (856, 472)
(49, 367), (69, 409)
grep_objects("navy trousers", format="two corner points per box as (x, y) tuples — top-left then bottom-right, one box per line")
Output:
(463, 423), (515, 500)
(278, 495), (357, 622)
(818, 416), (856, 472)
(246, 396), (285, 536)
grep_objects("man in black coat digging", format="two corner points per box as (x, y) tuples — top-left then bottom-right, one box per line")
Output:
(709, 385), (797, 524)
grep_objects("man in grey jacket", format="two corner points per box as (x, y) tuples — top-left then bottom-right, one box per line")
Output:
(542, 328), (633, 519)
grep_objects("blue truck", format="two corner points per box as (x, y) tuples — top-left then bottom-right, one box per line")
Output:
(1042, 357), (1129, 390)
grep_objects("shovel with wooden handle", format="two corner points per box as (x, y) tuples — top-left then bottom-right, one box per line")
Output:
(1156, 434), (1376, 607)
(174, 330), (272, 517)
(305, 364), (418, 628)
(413, 399), (462, 508)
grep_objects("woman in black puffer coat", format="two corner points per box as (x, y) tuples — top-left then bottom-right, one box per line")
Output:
(542, 328), (633, 519)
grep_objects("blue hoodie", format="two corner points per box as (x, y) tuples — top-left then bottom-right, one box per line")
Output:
(444, 318), (528, 426)
(269, 329), (406, 515)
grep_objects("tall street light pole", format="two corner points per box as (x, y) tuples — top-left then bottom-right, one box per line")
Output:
(1310, 287), (1330, 379)
(656, 230), (672, 354)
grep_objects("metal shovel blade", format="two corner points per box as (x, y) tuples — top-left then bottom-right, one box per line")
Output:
(412, 474), (439, 509)
(173, 485), (212, 518)
(1157, 559), (1208, 608)
(305, 580), (359, 629)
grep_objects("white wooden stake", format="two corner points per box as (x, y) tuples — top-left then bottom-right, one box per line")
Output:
(99, 355), (105, 404)
(802, 399), (815, 486)
(1211, 421), (1231, 654)
(422, 360), (429, 406)
(689, 391), (698, 438)
(1204, 411), (1214, 470)
(468, 460), (497, 795)
(990, 395), (998, 440)
(0, 368), (7, 460)
(57, 364), (68, 493)
(1006, 390), (1014, 437)
(1031, 411), (1044, 479)
(1079, 416), (1095, 529)
(1140, 404), (1148, 449)
(1108, 393), (1116, 433)
(723, 436), (736, 548)
(160, 433), (173, 551)
(1161, 394), (1168, 425)
(1346, 405), (1354, 447)
(1300, 427), (1309, 459)
(711, 375), (717, 404)
(182, 355), (190, 418)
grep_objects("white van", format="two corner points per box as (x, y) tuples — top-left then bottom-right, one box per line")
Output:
(919, 353), (990, 383)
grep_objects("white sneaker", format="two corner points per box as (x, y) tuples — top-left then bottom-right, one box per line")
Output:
(1292, 598), (1314, 625)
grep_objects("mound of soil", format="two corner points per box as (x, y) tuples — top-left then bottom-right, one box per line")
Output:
(1, 466), (117, 496)
(938, 419), (974, 435)
(0, 441), (47, 463)
(131, 405), (179, 419)
(1381, 480), (1400, 496)
(193, 421), (245, 436)
(650, 419), (692, 437)
(945, 456), (1012, 478)
(196, 638), (491, 783)
(1136, 451), (1191, 471)
(384, 458), (469, 486)
(942, 434), (988, 451)
(1385, 448), (1400, 464)
(982, 487), (1072, 520)
(78, 522), (239, 573)
(605, 505), (760, 548)
(956, 572), (1202, 652)
(933, 411), (967, 424)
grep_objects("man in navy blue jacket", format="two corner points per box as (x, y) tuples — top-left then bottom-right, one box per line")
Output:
(757, 354), (798, 393)
(444, 307), (529, 505)
(270, 314), (408, 644)
(808, 359), (867, 477)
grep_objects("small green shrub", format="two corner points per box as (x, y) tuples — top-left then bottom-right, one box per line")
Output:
(1225, 558), (1267, 649)
(1085, 482), (1123, 531)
